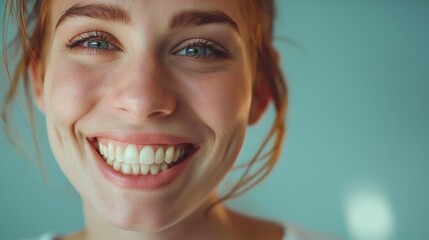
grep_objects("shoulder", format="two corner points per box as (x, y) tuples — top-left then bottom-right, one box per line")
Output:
(226, 210), (284, 240)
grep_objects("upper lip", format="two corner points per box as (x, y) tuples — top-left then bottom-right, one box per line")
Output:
(87, 130), (199, 147)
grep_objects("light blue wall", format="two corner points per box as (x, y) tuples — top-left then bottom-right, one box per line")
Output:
(1, 1), (428, 239)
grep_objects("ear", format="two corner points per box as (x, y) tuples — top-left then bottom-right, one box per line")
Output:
(29, 59), (45, 112)
(248, 50), (280, 125)
(248, 75), (271, 125)
(249, 49), (280, 125)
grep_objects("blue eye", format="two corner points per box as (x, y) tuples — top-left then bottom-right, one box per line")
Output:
(175, 39), (230, 59)
(65, 31), (121, 53)
(83, 39), (115, 50)
(177, 46), (214, 58)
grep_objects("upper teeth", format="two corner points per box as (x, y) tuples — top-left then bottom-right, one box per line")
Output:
(97, 140), (185, 175)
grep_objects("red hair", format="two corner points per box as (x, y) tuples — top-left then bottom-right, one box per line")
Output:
(2, 0), (287, 205)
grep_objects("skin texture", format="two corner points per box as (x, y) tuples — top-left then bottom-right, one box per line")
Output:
(30, 0), (282, 239)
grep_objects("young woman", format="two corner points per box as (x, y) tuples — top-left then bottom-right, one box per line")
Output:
(2, 1), (333, 239)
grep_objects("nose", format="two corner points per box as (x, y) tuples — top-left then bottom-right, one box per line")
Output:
(112, 56), (177, 122)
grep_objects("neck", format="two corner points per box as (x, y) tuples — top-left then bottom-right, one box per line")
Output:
(80, 194), (235, 240)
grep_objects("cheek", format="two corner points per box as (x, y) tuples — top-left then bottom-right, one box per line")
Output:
(43, 60), (106, 122)
(190, 70), (252, 132)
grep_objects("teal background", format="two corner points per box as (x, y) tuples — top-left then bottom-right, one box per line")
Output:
(1, 1), (429, 239)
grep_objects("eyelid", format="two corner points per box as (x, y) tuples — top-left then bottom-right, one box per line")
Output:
(65, 30), (122, 52)
(172, 38), (230, 59)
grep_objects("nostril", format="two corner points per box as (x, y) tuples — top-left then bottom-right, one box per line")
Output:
(113, 87), (177, 121)
(115, 103), (174, 121)
(147, 111), (170, 119)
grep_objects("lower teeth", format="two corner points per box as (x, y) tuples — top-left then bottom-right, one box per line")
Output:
(99, 151), (180, 176)
(107, 159), (171, 175)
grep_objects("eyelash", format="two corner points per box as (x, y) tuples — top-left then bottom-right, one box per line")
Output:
(65, 31), (121, 54)
(64, 31), (230, 59)
(175, 38), (230, 59)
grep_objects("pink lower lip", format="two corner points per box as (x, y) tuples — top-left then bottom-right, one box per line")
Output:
(88, 140), (194, 190)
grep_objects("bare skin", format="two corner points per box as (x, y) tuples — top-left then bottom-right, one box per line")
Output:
(31, 1), (281, 239)
(59, 207), (285, 240)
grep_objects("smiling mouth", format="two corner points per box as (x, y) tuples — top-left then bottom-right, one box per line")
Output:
(91, 138), (196, 176)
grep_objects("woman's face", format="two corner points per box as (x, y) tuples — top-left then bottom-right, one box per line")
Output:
(34, 0), (263, 231)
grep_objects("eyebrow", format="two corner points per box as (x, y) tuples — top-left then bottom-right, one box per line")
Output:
(56, 3), (130, 29)
(56, 4), (240, 35)
(170, 10), (240, 34)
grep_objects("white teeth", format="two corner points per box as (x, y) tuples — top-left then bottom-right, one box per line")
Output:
(116, 146), (124, 162)
(107, 160), (114, 166)
(132, 164), (140, 175)
(101, 144), (107, 157)
(104, 145), (108, 156)
(124, 144), (139, 164)
(122, 163), (131, 174)
(108, 143), (115, 160)
(141, 164), (150, 175)
(97, 140), (190, 176)
(165, 146), (174, 164)
(154, 147), (165, 164)
(160, 162), (168, 172)
(173, 149), (180, 162)
(150, 163), (160, 175)
(107, 143), (115, 165)
(140, 146), (155, 164)
(113, 160), (122, 171)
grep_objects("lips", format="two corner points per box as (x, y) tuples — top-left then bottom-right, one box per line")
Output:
(87, 133), (199, 189)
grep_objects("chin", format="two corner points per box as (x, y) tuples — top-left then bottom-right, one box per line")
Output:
(91, 197), (184, 233)
(110, 214), (181, 233)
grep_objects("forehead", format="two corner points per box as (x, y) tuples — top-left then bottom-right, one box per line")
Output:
(48, 0), (249, 36)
